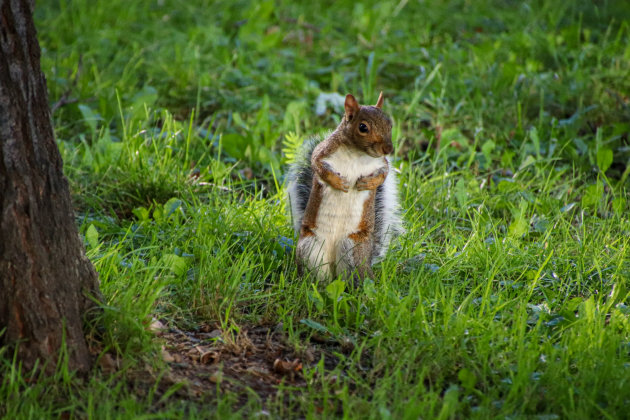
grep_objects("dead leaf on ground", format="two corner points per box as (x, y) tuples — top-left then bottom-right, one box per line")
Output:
(273, 358), (303, 375)
(149, 317), (167, 335)
(161, 346), (175, 363)
(98, 353), (118, 374)
(195, 346), (220, 364)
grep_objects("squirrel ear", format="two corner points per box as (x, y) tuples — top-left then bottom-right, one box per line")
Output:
(375, 91), (384, 109)
(344, 94), (360, 121)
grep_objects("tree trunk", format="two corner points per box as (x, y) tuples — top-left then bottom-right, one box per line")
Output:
(0, 0), (101, 374)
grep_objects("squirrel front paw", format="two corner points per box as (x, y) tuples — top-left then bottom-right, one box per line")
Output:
(355, 171), (387, 191)
(328, 174), (351, 192)
(317, 161), (350, 192)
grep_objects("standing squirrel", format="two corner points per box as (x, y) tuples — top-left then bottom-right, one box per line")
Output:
(287, 92), (403, 282)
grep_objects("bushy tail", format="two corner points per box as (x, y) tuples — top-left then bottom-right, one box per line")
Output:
(371, 158), (405, 264)
(286, 136), (323, 235)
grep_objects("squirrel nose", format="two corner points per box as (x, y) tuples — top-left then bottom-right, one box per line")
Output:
(382, 142), (393, 155)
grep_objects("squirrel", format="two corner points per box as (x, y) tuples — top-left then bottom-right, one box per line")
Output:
(287, 92), (403, 282)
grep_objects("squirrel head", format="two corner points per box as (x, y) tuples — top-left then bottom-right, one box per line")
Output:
(342, 92), (393, 157)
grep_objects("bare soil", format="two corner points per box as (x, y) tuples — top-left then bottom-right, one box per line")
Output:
(115, 321), (345, 409)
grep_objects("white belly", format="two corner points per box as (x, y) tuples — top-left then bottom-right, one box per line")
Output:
(312, 146), (384, 268)
(315, 187), (370, 266)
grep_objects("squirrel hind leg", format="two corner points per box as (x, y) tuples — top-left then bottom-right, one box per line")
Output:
(335, 237), (373, 285)
(297, 235), (331, 279)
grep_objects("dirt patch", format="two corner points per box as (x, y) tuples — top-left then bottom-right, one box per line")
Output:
(133, 321), (343, 405)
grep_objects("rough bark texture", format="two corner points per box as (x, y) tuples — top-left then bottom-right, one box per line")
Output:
(0, 0), (101, 373)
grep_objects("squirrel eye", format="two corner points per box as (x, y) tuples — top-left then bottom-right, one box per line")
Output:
(359, 123), (369, 133)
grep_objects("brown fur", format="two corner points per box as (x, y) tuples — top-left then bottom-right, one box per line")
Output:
(299, 181), (323, 237)
(296, 93), (393, 282)
(348, 188), (377, 242)
(355, 160), (388, 190)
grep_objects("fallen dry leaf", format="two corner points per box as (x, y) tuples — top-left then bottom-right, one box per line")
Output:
(161, 346), (175, 363)
(209, 372), (222, 383)
(98, 353), (117, 374)
(195, 346), (219, 364)
(149, 318), (167, 335)
(273, 358), (302, 375)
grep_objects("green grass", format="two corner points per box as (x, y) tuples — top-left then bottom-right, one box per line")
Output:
(2, 0), (629, 418)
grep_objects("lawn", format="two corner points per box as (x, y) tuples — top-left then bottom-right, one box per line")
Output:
(2, 0), (629, 418)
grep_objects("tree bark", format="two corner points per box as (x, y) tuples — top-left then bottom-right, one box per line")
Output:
(0, 0), (101, 373)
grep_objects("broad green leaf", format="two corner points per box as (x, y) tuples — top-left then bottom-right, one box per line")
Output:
(161, 254), (188, 276)
(596, 148), (613, 173)
(220, 133), (248, 160)
(308, 284), (324, 311)
(152, 206), (164, 222)
(441, 128), (468, 150)
(509, 199), (529, 237)
(300, 318), (331, 335)
(458, 368), (477, 391)
(481, 140), (496, 165)
(509, 214), (528, 238)
(454, 178), (467, 208)
(501, 150), (515, 168)
(438, 385), (459, 419)
(164, 198), (183, 218)
(231, 112), (248, 130)
(581, 182), (604, 210)
(533, 218), (550, 233)
(133, 206), (150, 222)
(86, 224), (99, 248)
(363, 279), (377, 299)
(326, 279), (346, 301)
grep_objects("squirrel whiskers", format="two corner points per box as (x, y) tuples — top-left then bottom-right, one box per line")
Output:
(287, 92), (403, 283)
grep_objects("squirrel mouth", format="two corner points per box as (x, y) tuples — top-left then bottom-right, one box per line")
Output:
(367, 149), (384, 158)
(371, 144), (392, 157)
